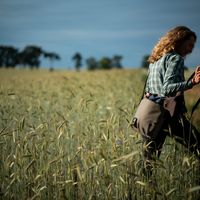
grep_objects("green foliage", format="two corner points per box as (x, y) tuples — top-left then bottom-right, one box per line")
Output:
(0, 45), (61, 69)
(86, 55), (123, 70)
(86, 57), (98, 70)
(99, 57), (112, 69)
(20, 45), (43, 68)
(111, 55), (123, 69)
(72, 52), (82, 71)
(0, 45), (19, 68)
(43, 52), (60, 68)
(0, 69), (199, 199)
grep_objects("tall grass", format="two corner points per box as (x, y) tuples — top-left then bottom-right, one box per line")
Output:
(0, 68), (200, 199)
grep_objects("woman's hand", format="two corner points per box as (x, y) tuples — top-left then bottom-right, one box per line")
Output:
(192, 66), (200, 85)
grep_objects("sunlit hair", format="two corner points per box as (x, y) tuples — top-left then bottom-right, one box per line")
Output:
(148, 26), (197, 63)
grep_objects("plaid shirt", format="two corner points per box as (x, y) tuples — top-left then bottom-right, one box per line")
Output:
(145, 52), (193, 97)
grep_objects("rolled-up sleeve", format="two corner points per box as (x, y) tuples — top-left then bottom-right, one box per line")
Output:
(162, 54), (193, 96)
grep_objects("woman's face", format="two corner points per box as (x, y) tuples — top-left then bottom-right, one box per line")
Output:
(178, 36), (196, 57)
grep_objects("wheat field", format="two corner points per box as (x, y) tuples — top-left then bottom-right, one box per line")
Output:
(0, 68), (200, 200)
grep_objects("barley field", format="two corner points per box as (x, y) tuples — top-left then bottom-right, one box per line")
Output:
(0, 68), (200, 200)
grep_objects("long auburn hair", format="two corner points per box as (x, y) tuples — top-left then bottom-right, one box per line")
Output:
(148, 26), (197, 63)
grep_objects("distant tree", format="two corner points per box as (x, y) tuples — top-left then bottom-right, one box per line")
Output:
(17, 52), (26, 67)
(141, 54), (150, 68)
(20, 45), (43, 68)
(5, 46), (19, 67)
(0, 47), (3, 68)
(43, 52), (60, 68)
(99, 57), (112, 69)
(72, 52), (82, 71)
(0, 45), (62, 69)
(112, 55), (123, 68)
(86, 57), (98, 70)
(0, 45), (19, 68)
(0, 46), (8, 67)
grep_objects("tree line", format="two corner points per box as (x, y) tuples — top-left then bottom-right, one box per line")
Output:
(72, 52), (123, 71)
(0, 45), (60, 69)
(0, 44), (152, 70)
(0, 45), (124, 70)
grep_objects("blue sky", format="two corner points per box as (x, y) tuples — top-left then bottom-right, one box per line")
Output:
(0, 0), (200, 69)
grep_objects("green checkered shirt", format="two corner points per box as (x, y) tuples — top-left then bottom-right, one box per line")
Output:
(145, 52), (193, 97)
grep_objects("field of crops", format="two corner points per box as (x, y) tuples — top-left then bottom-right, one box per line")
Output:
(0, 68), (200, 200)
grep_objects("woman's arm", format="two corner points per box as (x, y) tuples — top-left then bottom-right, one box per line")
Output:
(162, 54), (193, 96)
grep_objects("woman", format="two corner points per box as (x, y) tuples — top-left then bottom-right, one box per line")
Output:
(141, 26), (200, 176)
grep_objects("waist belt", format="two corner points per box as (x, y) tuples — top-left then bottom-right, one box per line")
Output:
(145, 93), (165, 105)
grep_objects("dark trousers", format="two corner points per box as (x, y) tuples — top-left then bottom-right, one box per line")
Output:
(142, 112), (200, 176)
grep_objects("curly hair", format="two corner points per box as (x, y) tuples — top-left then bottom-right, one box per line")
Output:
(148, 26), (197, 63)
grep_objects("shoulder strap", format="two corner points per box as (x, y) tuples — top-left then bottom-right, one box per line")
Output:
(139, 72), (149, 101)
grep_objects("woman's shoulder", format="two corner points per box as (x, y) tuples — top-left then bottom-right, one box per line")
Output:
(164, 52), (183, 62)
